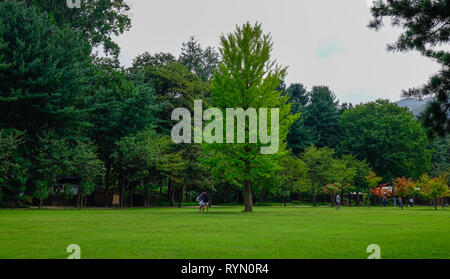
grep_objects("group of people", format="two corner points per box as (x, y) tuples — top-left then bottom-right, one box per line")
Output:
(196, 191), (210, 213)
(197, 192), (417, 212)
(335, 194), (415, 210)
(394, 197), (414, 209)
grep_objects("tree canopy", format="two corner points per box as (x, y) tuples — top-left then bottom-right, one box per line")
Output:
(369, 0), (449, 137)
(339, 99), (431, 181)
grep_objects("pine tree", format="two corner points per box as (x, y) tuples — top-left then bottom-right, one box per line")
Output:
(0, 0), (93, 149)
(284, 83), (314, 153)
(369, 0), (449, 137)
(179, 36), (219, 81)
(304, 86), (340, 148)
(24, 0), (132, 57)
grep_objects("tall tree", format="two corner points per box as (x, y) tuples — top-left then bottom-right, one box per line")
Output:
(278, 153), (309, 206)
(130, 53), (209, 133)
(25, 0), (132, 57)
(393, 176), (415, 206)
(0, 129), (27, 207)
(369, 0), (449, 137)
(0, 0), (93, 151)
(286, 83), (309, 108)
(304, 86), (340, 148)
(417, 173), (449, 210)
(34, 132), (72, 208)
(365, 171), (383, 207)
(331, 156), (357, 205)
(179, 36), (219, 81)
(132, 52), (176, 68)
(301, 146), (335, 206)
(339, 100), (432, 181)
(203, 22), (299, 212)
(112, 129), (185, 208)
(341, 155), (372, 206)
(284, 83), (314, 153)
(70, 140), (104, 209)
(429, 135), (450, 176)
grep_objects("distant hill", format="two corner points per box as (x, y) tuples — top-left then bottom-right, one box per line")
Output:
(395, 97), (433, 117)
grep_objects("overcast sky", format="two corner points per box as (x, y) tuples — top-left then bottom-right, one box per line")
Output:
(114, 0), (441, 104)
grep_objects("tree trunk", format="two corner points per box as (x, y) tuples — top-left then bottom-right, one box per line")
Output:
(312, 191), (317, 207)
(167, 177), (171, 202)
(168, 177), (175, 206)
(243, 180), (253, 212)
(170, 188), (175, 207)
(130, 185), (134, 208)
(104, 160), (111, 207)
(143, 188), (148, 208)
(77, 192), (81, 208)
(355, 192), (359, 206)
(178, 185), (184, 208)
(120, 181), (125, 208)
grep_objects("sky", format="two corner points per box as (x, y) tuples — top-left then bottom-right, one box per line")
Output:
(113, 0), (441, 104)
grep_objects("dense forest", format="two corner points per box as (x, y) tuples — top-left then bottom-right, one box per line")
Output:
(0, 0), (448, 211)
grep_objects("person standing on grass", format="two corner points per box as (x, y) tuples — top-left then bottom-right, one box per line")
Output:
(196, 193), (203, 213)
(198, 191), (210, 213)
(398, 197), (403, 209)
(335, 194), (341, 210)
(409, 198), (414, 207)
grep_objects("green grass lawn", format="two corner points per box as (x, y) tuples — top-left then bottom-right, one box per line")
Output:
(0, 206), (448, 259)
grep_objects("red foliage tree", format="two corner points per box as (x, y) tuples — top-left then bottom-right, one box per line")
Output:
(393, 177), (415, 198)
(370, 185), (392, 199)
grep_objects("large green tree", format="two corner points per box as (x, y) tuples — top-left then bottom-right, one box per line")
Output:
(203, 22), (299, 212)
(301, 146), (335, 206)
(279, 153), (309, 206)
(339, 99), (432, 181)
(304, 86), (340, 149)
(130, 53), (209, 133)
(0, 0), (92, 150)
(284, 83), (314, 154)
(340, 154), (372, 206)
(112, 129), (185, 208)
(86, 59), (163, 205)
(179, 36), (219, 81)
(34, 132), (73, 208)
(70, 140), (104, 209)
(25, 0), (132, 57)
(369, 0), (449, 137)
(429, 135), (450, 176)
(0, 129), (27, 207)
(130, 51), (212, 206)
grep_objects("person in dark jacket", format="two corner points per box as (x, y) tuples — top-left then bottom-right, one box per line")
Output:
(198, 191), (210, 213)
